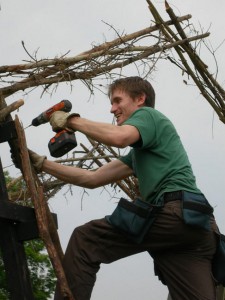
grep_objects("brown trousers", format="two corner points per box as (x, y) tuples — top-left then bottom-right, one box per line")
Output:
(54, 200), (217, 300)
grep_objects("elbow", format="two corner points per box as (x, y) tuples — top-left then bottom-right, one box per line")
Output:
(69, 171), (99, 189)
(84, 182), (98, 189)
(81, 174), (108, 189)
(77, 179), (98, 189)
(80, 173), (101, 189)
(110, 136), (130, 148)
(107, 126), (138, 148)
(86, 176), (108, 189)
(113, 141), (128, 148)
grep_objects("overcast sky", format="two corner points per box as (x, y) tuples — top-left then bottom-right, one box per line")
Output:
(1, 1), (225, 299)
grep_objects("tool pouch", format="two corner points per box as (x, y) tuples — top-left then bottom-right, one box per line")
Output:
(212, 233), (225, 286)
(106, 198), (162, 244)
(182, 191), (214, 231)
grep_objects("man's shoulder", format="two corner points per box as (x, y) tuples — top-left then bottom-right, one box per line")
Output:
(134, 107), (169, 121)
(135, 107), (164, 115)
(123, 107), (173, 132)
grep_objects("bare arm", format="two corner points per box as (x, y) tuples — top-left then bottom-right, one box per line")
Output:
(42, 158), (133, 189)
(67, 117), (140, 148)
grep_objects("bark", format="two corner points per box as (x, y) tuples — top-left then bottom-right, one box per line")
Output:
(0, 99), (24, 122)
(146, 0), (225, 122)
(0, 14), (209, 99)
(14, 115), (75, 300)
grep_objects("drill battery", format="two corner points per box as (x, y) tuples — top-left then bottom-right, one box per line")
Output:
(48, 130), (77, 158)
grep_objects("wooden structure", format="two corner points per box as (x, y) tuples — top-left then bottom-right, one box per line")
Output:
(0, 120), (37, 299)
(0, 105), (75, 298)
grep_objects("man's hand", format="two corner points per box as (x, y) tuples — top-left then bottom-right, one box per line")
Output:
(50, 111), (80, 132)
(10, 148), (22, 169)
(29, 150), (47, 173)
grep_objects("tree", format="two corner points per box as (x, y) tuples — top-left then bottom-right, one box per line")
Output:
(24, 239), (56, 300)
(0, 240), (56, 300)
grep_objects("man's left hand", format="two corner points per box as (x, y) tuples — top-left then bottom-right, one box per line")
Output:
(28, 150), (47, 173)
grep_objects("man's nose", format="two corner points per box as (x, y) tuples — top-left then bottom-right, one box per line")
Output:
(110, 103), (116, 114)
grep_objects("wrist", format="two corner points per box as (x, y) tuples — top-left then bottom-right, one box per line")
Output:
(41, 157), (47, 170)
(67, 113), (80, 129)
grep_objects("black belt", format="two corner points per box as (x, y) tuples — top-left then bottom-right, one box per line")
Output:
(164, 191), (183, 203)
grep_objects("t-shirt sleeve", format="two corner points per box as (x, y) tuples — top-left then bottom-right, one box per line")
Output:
(122, 108), (156, 149)
(119, 150), (133, 169)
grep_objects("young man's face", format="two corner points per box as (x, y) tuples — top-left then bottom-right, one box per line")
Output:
(110, 89), (144, 125)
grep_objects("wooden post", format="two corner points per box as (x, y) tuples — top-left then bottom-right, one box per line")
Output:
(0, 113), (61, 299)
(14, 115), (75, 300)
(0, 158), (35, 299)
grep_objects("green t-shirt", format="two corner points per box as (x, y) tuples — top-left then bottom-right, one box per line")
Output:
(119, 107), (201, 204)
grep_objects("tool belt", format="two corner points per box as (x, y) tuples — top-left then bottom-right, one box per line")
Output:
(165, 191), (225, 286)
(164, 190), (214, 231)
(106, 191), (214, 244)
(106, 198), (163, 244)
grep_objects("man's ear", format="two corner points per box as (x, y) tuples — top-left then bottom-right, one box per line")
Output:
(137, 93), (146, 107)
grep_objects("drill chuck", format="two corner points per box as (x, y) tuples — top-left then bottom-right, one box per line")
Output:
(32, 100), (72, 126)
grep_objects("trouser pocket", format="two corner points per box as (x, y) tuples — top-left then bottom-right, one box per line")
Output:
(182, 191), (214, 231)
(106, 198), (162, 243)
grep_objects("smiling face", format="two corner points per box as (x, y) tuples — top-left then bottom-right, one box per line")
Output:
(110, 89), (145, 125)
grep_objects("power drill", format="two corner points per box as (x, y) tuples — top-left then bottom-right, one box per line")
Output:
(31, 100), (77, 158)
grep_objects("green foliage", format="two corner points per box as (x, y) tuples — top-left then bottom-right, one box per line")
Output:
(0, 172), (56, 299)
(0, 240), (56, 299)
(25, 239), (56, 299)
(0, 253), (9, 300)
(4, 170), (24, 193)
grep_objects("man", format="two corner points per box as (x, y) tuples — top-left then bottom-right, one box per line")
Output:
(29, 77), (217, 300)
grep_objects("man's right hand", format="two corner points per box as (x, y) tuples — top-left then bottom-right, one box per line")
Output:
(49, 111), (70, 132)
(50, 111), (80, 132)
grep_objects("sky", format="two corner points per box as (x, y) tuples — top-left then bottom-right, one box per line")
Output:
(1, 1), (225, 299)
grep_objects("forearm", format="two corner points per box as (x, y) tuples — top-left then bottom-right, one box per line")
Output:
(67, 117), (139, 148)
(41, 158), (133, 189)
(68, 117), (120, 146)
(42, 159), (96, 188)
